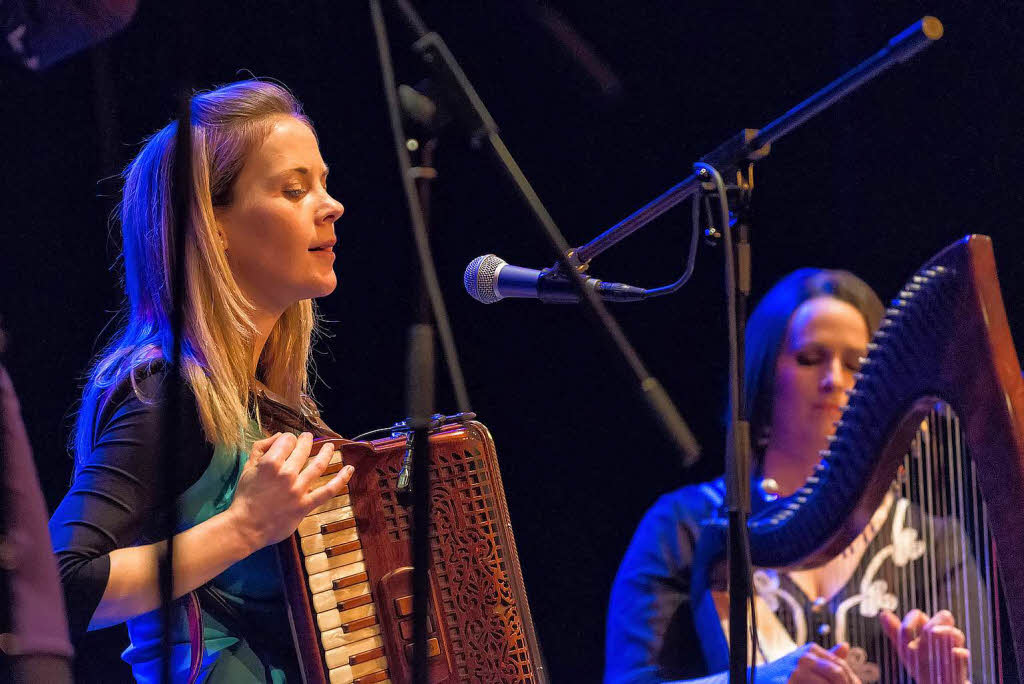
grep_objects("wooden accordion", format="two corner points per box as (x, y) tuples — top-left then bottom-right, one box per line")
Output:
(695, 235), (1024, 681)
(255, 400), (546, 684)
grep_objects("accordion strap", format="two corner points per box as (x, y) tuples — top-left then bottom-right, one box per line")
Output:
(185, 590), (203, 684)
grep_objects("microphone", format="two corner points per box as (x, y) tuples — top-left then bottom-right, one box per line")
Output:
(463, 254), (647, 304)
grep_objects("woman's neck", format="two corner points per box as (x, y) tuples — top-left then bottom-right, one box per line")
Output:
(251, 307), (283, 377)
(761, 443), (823, 498)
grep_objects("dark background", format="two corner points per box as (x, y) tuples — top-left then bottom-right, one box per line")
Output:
(3, 1), (1022, 681)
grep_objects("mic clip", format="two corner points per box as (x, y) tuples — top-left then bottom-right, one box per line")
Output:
(537, 267), (649, 303)
(536, 267), (590, 304)
(393, 412), (477, 495)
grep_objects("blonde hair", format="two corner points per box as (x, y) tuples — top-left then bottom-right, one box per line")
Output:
(74, 80), (318, 464)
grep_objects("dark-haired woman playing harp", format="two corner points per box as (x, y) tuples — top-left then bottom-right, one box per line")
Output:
(606, 269), (974, 683)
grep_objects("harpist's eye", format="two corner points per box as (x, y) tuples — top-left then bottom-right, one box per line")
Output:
(796, 351), (823, 366)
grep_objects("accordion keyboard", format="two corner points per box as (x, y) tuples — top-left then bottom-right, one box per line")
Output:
(297, 456), (392, 684)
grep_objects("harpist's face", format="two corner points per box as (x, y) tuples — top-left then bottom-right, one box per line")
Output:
(770, 296), (870, 456)
(216, 115), (344, 316)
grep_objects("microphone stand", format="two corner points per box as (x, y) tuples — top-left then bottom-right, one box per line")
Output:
(559, 16), (943, 683)
(376, 4), (700, 682)
(369, 3), (474, 682)
(159, 91), (191, 684)
(387, 1), (702, 464)
(382, 3), (942, 680)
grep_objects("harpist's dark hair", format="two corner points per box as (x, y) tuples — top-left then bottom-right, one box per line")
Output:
(743, 268), (884, 464)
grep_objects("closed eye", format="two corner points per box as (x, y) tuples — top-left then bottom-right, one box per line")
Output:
(795, 352), (824, 366)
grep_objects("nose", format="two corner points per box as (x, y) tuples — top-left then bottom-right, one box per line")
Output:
(320, 193), (344, 224)
(820, 356), (845, 393)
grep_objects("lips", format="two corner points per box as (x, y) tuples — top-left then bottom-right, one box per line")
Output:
(308, 239), (337, 252)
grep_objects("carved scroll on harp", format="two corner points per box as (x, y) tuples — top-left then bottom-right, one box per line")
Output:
(256, 406), (548, 684)
(693, 235), (1024, 682)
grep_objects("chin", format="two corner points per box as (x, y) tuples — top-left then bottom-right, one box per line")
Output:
(310, 273), (338, 298)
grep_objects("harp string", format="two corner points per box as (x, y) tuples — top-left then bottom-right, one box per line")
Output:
(870, 407), (1004, 681)
(952, 407), (974, 681)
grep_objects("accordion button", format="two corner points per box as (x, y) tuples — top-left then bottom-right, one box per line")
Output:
(395, 595), (413, 617)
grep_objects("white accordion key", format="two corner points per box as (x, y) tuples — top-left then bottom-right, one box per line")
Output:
(320, 623), (380, 652)
(305, 548), (363, 576)
(327, 655), (389, 684)
(301, 526), (359, 556)
(316, 600), (377, 632)
(324, 634), (385, 668)
(310, 489), (350, 516)
(298, 498), (353, 536)
(312, 580), (370, 613)
(307, 563), (367, 594)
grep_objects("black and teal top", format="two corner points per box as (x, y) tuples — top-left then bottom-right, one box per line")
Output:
(50, 368), (298, 682)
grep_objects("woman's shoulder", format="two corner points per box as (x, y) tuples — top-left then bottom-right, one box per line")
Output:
(644, 477), (726, 529)
(95, 359), (172, 420)
(621, 477), (727, 568)
(90, 359), (206, 451)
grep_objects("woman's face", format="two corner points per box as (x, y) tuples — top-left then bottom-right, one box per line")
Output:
(768, 296), (870, 457)
(216, 115), (344, 316)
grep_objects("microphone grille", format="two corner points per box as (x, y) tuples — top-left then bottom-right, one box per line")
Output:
(464, 254), (506, 304)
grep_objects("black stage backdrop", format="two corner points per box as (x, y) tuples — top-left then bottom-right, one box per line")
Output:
(3, 2), (1022, 681)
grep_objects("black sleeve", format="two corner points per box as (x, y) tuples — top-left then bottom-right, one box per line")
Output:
(48, 369), (214, 641)
(604, 484), (720, 683)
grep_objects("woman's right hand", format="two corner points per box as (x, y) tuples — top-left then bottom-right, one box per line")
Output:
(226, 431), (354, 552)
(789, 643), (860, 683)
(754, 642), (861, 684)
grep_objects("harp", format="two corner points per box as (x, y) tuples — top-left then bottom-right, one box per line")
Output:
(254, 399), (547, 684)
(693, 235), (1024, 681)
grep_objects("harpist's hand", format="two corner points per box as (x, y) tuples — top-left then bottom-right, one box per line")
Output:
(783, 642), (861, 683)
(228, 432), (354, 551)
(879, 609), (970, 684)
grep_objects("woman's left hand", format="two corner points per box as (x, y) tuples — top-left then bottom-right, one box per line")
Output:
(879, 609), (969, 684)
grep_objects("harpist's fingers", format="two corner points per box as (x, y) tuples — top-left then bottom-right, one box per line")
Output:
(794, 644), (860, 684)
(926, 609), (955, 628)
(829, 642), (851, 660)
(953, 647), (970, 684)
(789, 669), (831, 684)
(806, 657), (855, 684)
(930, 624), (966, 648)
(878, 610), (901, 646)
(900, 609), (928, 645)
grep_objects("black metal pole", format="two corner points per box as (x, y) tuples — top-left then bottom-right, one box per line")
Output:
(392, 1), (702, 467)
(409, 139), (439, 684)
(572, 16), (943, 266)
(369, 3), (473, 680)
(697, 163), (753, 683)
(161, 90), (190, 684)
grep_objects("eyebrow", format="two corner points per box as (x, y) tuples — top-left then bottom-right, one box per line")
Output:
(280, 166), (329, 177)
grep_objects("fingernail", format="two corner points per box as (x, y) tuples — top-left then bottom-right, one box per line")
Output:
(344, 465), (354, 475)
